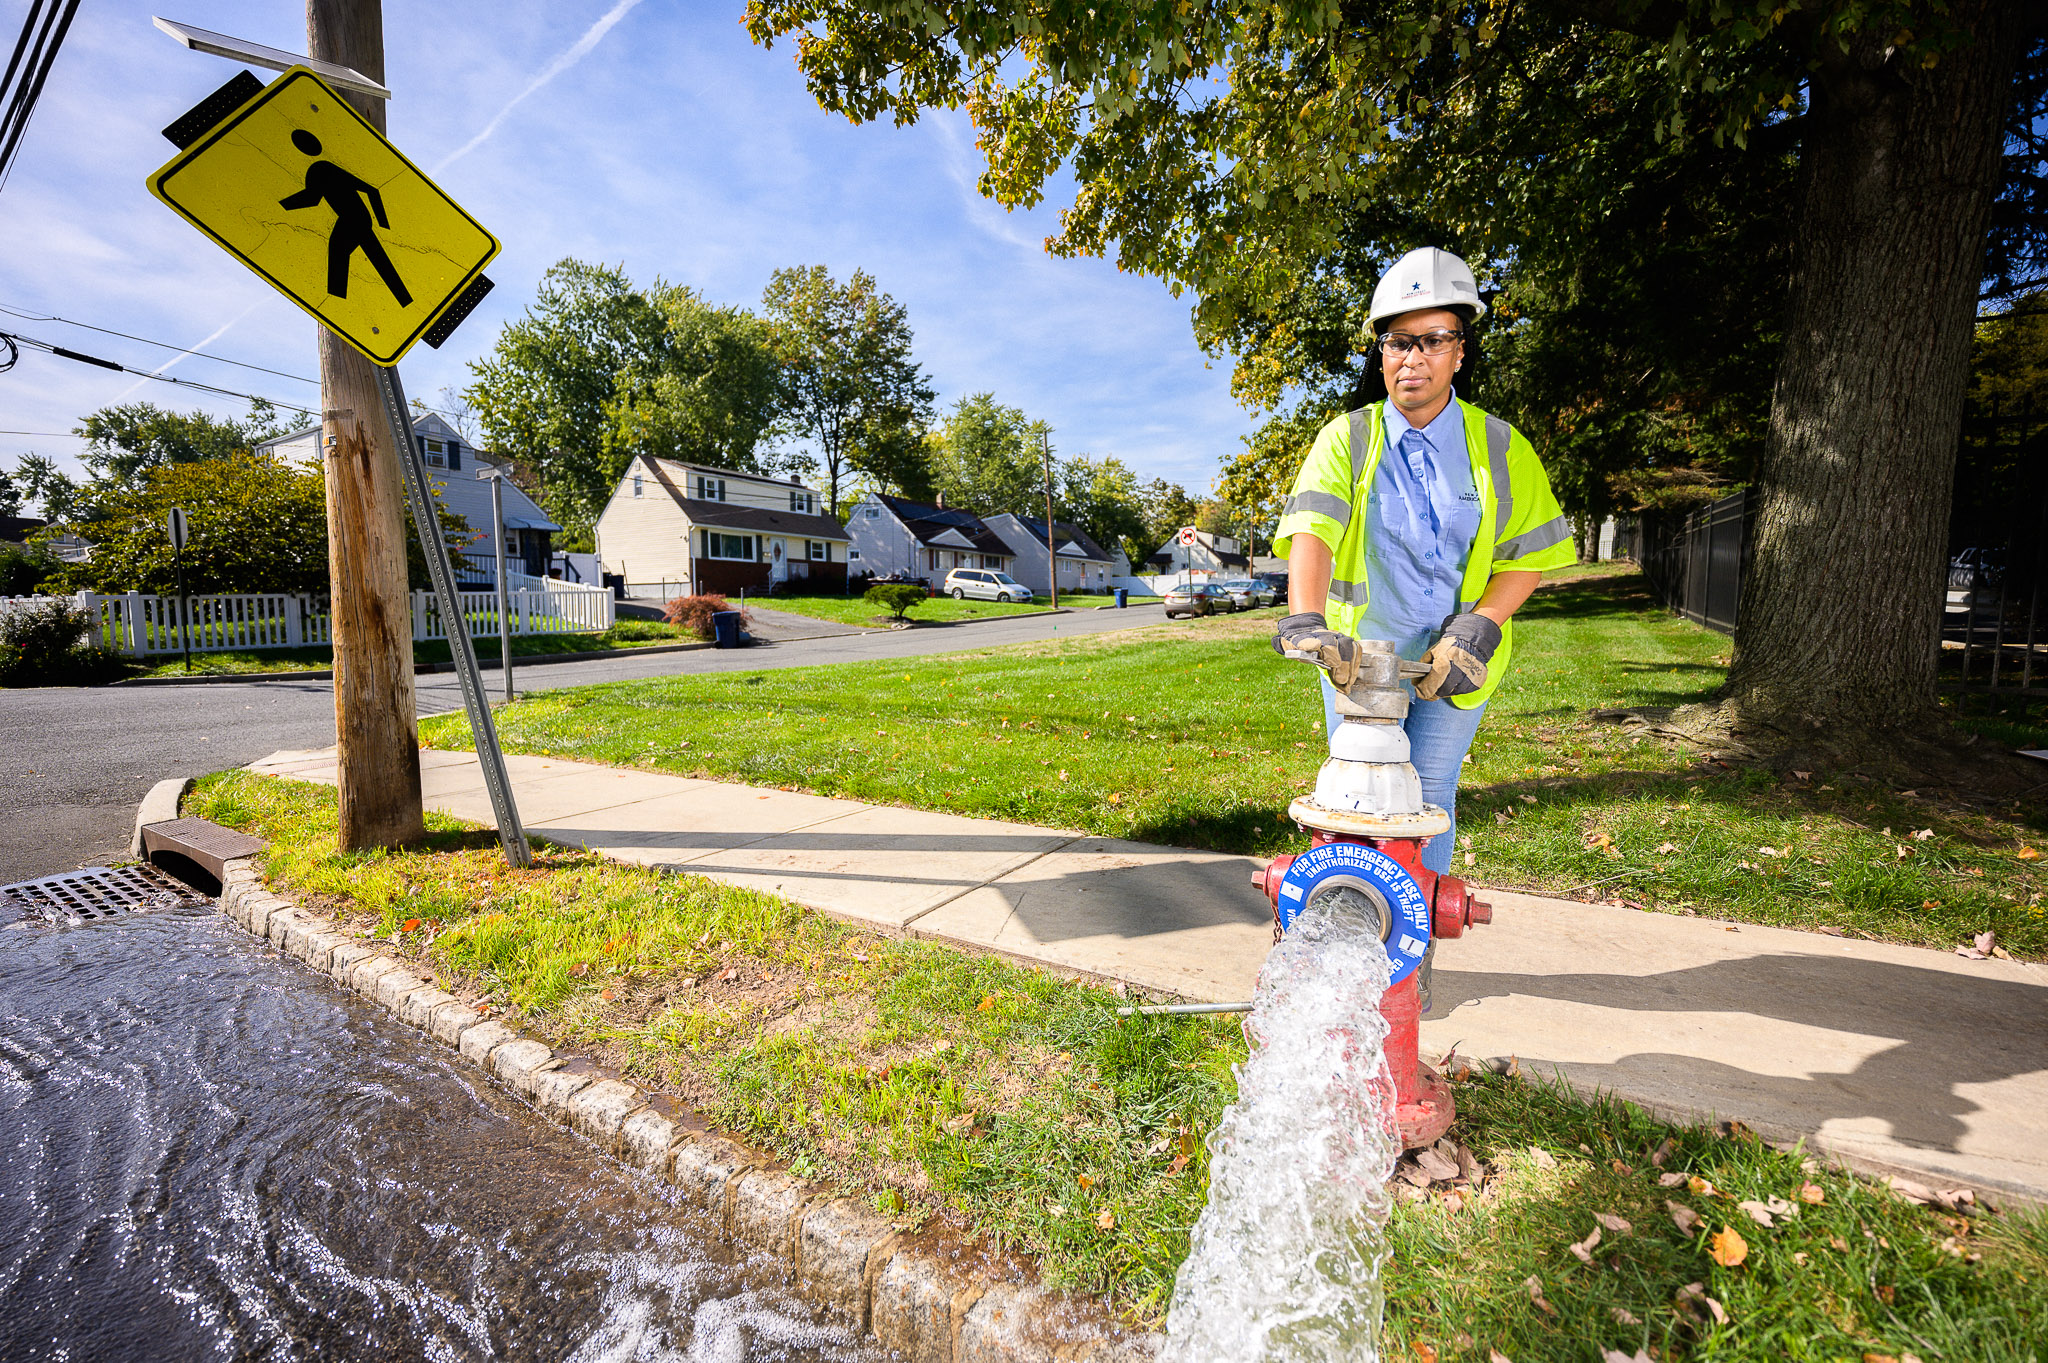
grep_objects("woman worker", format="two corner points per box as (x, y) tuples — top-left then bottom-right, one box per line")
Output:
(1270, 247), (1577, 921)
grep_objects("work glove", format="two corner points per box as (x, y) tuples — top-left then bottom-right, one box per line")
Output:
(1272, 611), (1362, 688)
(1414, 612), (1502, 701)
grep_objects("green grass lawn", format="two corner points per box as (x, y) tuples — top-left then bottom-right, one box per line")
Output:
(130, 619), (689, 677)
(421, 571), (2047, 958)
(745, 592), (1058, 628)
(187, 768), (2048, 1353)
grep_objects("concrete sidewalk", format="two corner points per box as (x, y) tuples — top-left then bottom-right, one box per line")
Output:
(247, 746), (2048, 1204)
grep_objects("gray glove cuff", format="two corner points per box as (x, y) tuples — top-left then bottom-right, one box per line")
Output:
(1438, 611), (1502, 662)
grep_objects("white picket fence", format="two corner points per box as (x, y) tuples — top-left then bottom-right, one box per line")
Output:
(0, 587), (613, 657)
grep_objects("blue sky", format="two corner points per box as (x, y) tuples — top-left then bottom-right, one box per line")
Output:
(1, 0), (1252, 495)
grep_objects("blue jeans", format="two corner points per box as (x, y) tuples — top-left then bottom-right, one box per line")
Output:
(1321, 678), (1487, 877)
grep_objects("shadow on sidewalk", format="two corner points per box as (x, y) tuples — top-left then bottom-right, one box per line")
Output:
(1435, 952), (2048, 1155)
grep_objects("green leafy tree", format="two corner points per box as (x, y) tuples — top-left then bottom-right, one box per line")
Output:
(0, 465), (20, 519)
(604, 289), (787, 475)
(1136, 478), (1202, 557)
(928, 392), (1044, 516)
(747, 0), (2048, 742)
(42, 453), (468, 596)
(76, 400), (287, 487)
(9, 453), (84, 523)
(1056, 454), (1149, 565)
(761, 265), (937, 513)
(467, 260), (786, 537)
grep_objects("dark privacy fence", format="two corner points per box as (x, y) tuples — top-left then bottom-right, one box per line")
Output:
(1623, 489), (1752, 637)
(1621, 399), (2046, 700)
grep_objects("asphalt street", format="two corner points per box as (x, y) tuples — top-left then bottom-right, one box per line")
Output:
(0, 603), (1172, 883)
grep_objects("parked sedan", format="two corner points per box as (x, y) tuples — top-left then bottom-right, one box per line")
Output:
(944, 568), (1034, 603)
(1215, 577), (1279, 608)
(1163, 582), (1239, 618)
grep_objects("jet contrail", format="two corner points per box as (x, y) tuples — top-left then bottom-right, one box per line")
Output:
(434, 0), (644, 172)
(112, 303), (261, 403)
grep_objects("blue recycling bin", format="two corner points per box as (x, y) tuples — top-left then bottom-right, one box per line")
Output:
(711, 610), (741, 648)
(1114, 588), (1129, 608)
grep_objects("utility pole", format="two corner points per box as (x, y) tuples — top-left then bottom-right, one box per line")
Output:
(308, 0), (423, 850)
(1040, 427), (1058, 610)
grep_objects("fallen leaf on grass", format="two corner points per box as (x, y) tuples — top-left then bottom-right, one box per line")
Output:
(1095, 1208), (1115, 1230)
(716, 966), (738, 983)
(568, 962), (590, 978)
(1594, 1212), (1633, 1234)
(1709, 1225), (1749, 1267)
(1659, 1171), (1687, 1188)
(401, 917), (421, 933)
(1688, 1175), (1722, 1198)
(1956, 931), (2000, 961)
(1568, 1226), (1603, 1263)
(1523, 1276), (1558, 1317)
(1677, 1282), (1730, 1324)
(976, 994), (995, 1012)
(1792, 769), (1812, 781)
(1655, 841), (1679, 855)
(1107, 792), (1123, 806)
(1668, 1201), (1701, 1233)
(1651, 1137), (1677, 1167)
(599, 988), (615, 1002)
(1077, 1174), (1094, 1190)
(1911, 828), (1934, 841)
(1530, 1146), (1558, 1170)
(1489, 1352), (1513, 1363)
(1610, 1306), (1643, 1326)
(1414, 1147), (1459, 1181)
(1738, 1199), (1777, 1227)
(1792, 1251), (1809, 1266)
(2017, 846), (2040, 861)
(1603, 1351), (1652, 1363)
(1412, 1346), (1437, 1363)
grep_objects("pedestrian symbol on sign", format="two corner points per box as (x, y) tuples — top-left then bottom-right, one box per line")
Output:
(278, 129), (413, 307)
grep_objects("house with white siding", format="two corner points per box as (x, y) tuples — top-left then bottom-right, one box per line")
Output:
(257, 412), (560, 583)
(984, 513), (1120, 596)
(1142, 528), (1248, 583)
(843, 493), (1016, 588)
(594, 456), (849, 597)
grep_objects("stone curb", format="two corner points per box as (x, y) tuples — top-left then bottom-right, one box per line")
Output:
(210, 855), (1158, 1362)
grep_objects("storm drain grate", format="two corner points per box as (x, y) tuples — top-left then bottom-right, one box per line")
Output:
(1, 864), (213, 924)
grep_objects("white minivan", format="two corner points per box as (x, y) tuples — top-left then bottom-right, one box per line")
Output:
(944, 568), (1034, 603)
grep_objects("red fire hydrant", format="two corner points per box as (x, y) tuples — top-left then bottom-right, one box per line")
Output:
(1251, 815), (1492, 1150)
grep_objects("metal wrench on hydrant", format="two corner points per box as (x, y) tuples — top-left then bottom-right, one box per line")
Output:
(1251, 636), (1494, 1150)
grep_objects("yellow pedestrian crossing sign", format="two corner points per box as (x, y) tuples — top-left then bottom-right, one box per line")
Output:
(148, 66), (499, 367)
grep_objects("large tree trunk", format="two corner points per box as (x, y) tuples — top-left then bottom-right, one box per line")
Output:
(1725, 0), (2025, 734)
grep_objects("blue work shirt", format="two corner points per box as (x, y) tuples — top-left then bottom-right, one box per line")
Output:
(1356, 401), (1482, 661)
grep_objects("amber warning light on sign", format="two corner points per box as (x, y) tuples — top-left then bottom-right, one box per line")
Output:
(147, 66), (498, 367)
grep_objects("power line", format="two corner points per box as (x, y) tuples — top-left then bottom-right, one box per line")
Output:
(0, 0), (82, 196)
(0, 303), (319, 384)
(0, 328), (315, 415)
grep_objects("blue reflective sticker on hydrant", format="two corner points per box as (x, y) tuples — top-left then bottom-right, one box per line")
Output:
(1275, 841), (1432, 985)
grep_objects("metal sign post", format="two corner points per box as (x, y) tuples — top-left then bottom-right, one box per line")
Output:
(167, 506), (191, 673)
(480, 463), (514, 703)
(374, 363), (530, 867)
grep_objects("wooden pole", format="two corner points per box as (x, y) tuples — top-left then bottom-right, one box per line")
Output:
(309, 0), (423, 850)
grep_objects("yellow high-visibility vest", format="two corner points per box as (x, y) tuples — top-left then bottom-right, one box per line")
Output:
(1273, 398), (1576, 708)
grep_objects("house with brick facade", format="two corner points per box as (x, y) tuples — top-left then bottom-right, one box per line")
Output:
(594, 456), (849, 597)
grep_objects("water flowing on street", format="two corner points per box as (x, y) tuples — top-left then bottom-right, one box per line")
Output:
(0, 907), (880, 1362)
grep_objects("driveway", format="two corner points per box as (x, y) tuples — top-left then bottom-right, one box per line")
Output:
(0, 603), (1173, 881)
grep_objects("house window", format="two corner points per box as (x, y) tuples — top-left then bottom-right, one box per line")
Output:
(632, 474), (643, 498)
(864, 506), (880, 518)
(707, 532), (755, 561)
(848, 550), (862, 561)
(790, 489), (816, 514)
(421, 437), (446, 468)
(504, 529), (519, 555)
(980, 555), (1002, 569)
(696, 475), (726, 502)
(807, 540), (828, 561)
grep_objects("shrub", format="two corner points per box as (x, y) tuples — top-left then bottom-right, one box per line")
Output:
(0, 541), (57, 596)
(864, 583), (929, 620)
(0, 598), (125, 687)
(663, 593), (749, 639)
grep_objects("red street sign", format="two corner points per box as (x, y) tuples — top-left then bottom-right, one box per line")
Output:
(1178, 526), (1196, 547)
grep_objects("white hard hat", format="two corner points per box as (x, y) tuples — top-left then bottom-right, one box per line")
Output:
(1368, 247), (1487, 332)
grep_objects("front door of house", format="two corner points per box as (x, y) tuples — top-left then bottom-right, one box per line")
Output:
(769, 538), (789, 585)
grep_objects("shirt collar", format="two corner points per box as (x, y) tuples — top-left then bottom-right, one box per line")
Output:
(1384, 397), (1464, 459)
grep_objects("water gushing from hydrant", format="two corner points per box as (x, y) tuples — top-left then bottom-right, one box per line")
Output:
(1161, 891), (1401, 1362)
